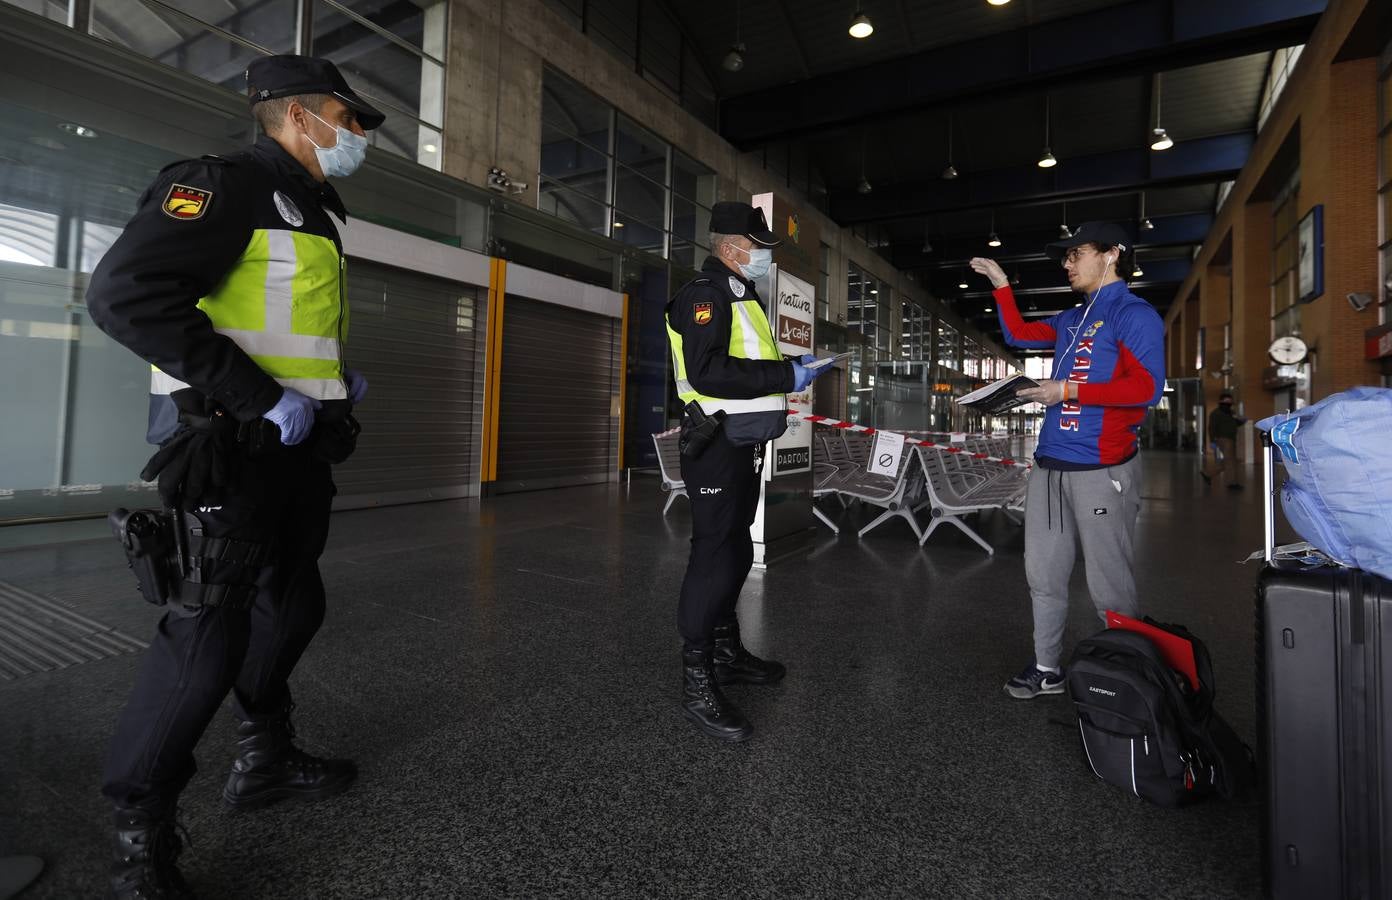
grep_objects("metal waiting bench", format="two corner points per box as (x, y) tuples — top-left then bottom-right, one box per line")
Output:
(912, 445), (1027, 555)
(652, 430), (687, 516)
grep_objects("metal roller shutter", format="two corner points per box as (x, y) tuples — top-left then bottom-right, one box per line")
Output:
(334, 260), (485, 505)
(495, 295), (620, 492)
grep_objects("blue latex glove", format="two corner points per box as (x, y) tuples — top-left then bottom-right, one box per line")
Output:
(262, 388), (322, 445)
(790, 354), (830, 392)
(344, 367), (369, 405)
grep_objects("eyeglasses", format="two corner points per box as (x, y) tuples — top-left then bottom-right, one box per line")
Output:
(1062, 246), (1097, 266)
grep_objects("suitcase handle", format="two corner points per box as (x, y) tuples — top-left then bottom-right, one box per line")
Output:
(1262, 430), (1276, 564)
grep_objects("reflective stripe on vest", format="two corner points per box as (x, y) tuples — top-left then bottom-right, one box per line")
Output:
(666, 296), (787, 418)
(150, 228), (347, 401)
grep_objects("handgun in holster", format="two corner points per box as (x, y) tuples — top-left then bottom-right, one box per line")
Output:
(679, 400), (726, 459)
(109, 506), (270, 611)
(108, 507), (183, 607)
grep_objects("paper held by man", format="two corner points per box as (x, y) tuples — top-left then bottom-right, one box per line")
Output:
(954, 373), (1040, 415)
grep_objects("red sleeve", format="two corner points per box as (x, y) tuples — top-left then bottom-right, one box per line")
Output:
(1076, 342), (1157, 406)
(994, 285), (1057, 349)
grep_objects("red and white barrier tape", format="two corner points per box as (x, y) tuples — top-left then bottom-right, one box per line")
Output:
(654, 416), (1030, 470)
(792, 413), (1031, 470)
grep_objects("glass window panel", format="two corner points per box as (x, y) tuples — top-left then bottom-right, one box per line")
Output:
(314, 2), (442, 127)
(366, 112), (442, 171)
(670, 239), (697, 271)
(3, 0), (67, 23)
(542, 73), (612, 144)
(672, 153), (715, 206)
(0, 203), (59, 267)
(616, 116), (666, 176)
(1382, 130), (1392, 189)
(325, 0), (447, 56)
(80, 221), (123, 273)
(540, 129), (610, 204)
(612, 215), (664, 256)
(639, 4), (681, 96)
(539, 178), (608, 237)
(614, 164), (664, 230)
(90, 1), (270, 90)
(670, 195), (709, 246)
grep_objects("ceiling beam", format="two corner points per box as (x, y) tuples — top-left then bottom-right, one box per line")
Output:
(832, 132), (1251, 225)
(719, 0), (1324, 147)
(894, 213), (1214, 270)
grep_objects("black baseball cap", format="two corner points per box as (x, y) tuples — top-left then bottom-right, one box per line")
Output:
(1044, 221), (1130, 260)
(710, 201), (781, 247)
(246, 55), (386, 130)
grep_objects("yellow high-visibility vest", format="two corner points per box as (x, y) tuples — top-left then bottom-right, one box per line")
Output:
(151, 228), (347, 400)
(666, 293), (787, 443)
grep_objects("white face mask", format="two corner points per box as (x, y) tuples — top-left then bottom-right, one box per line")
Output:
(734, 245), (772, 280)
(303, 109), (367, 178)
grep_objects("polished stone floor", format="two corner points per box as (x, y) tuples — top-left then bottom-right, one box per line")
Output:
(0, 452), (1271, 899)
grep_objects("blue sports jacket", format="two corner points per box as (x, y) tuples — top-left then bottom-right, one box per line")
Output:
(994, 280), (1166, 468)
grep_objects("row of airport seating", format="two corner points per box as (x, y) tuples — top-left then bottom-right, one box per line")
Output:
(652, 427), (1031, 554)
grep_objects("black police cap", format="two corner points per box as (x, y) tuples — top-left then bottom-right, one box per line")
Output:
(1044, 221), (1130, 260)
(246, 55), (385, 131)
(710, 201), (780, 247)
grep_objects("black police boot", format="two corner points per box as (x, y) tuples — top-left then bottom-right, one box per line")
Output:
(221, 703), (357, 811)
(682, 648), (753, 742)
(110, 806), (194, 900)
(712, 623), (787, 685)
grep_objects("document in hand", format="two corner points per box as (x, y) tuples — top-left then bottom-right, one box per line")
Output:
(953, 374), (1040, 415)
(804, 351), (856, 370)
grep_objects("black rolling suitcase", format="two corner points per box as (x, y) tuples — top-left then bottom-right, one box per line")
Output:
(1257, 433), (1392, 900)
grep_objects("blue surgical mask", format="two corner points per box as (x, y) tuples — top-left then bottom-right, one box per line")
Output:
(304, 109), (367, 178)
(737, 246), (773, 280)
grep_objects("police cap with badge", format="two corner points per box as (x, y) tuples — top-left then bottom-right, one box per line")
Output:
(710, 201), (781, 247)
(245, 55), (386, 130)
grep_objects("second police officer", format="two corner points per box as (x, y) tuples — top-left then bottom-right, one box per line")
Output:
(665, 201), (829, 742)
(86, 55), (384, 899)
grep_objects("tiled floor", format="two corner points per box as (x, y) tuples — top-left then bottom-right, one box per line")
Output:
(0, 452), (1271, 898)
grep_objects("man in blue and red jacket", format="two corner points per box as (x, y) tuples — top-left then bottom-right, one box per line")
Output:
(970, 221), (1165, 699)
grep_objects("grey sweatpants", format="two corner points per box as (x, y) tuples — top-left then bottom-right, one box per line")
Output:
(1024, 454), (1143, 669)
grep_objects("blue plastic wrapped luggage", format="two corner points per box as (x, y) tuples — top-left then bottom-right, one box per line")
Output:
(1256, 387), (1392, 581)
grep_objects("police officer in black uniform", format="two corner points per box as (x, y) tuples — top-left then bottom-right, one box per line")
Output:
(86, 56), (384, 899)
(665, 202), (828, 742)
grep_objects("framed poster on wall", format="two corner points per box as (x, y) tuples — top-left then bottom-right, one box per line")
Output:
(1297, 204), (1324, 304)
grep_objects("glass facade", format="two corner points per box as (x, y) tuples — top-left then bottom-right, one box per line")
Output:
(0, 10), (486, 523)
(2, 0), (448, 170)
(540, 0), (717, 129)
(540, 69), (715, 266)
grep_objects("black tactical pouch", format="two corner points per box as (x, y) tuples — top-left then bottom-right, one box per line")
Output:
(310, 413), (361, 464)
(679, 401), (726, 460)
(109, 507), (181, 606)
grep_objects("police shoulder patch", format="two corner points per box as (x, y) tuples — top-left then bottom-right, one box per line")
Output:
(728, 275), (746, 298)
(163, 183), (212, 221)
(693, 302), (713, 326)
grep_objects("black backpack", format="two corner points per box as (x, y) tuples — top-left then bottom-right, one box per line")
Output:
(1066, 620), (1255, 807)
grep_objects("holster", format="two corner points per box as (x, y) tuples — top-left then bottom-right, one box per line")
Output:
(108, 506), (272, 612)
(679, 401), (726, 460)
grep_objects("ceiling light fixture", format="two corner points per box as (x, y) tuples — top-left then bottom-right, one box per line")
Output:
(987, 0), (1011, 5)
(958, 275), (970, 290)
(58, 123), (98, 139)
(1132, 261), (1145, 278)
(942, 113), (958, 180)
(1139, 192), (1154, 231)
(1150, 72), (1174, 151)
(722, 0), (746, 72)
(1058, 201), (1071, 238)
(849, 5), (874, 38)
(857, 176), (873, 194)
(857, 130), (871, 194)
(1038, 96), (1057, 168)
(1009, 271), (1021, 286)
(987, 210), (1002, 248)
